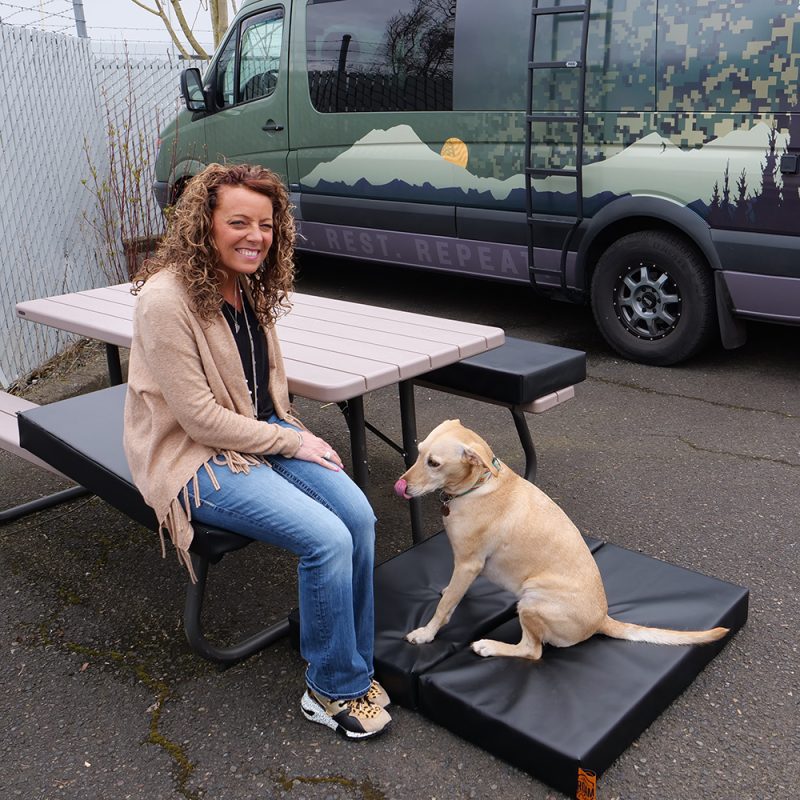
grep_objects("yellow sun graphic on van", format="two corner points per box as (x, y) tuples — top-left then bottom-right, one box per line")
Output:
(441, 137), (468, 168)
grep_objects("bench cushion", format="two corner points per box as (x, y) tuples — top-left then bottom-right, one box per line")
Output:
(16, 384), (252, 562)
(418, 338), (586, 406)
(416, 543), (748, 797)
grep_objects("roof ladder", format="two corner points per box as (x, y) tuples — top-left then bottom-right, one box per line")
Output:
(525, 0), (591, 297)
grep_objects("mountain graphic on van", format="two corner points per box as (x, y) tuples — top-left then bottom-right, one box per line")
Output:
(301, 125), (526, 201)
(571, 123), (790, 208)
(300, 122), (791, 221)
(299, 123), (620, 213)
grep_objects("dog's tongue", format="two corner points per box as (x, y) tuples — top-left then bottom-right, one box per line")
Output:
(394, 478), (412, 500)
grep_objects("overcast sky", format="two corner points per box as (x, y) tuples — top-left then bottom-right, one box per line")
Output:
(0, 0), (217, 52)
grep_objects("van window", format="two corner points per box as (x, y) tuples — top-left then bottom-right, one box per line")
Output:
(239, 9), (284, 102)
(453, 0), (529, 111)
(306, 0), (455, 113)
(215, 31), (237, 109)
(454, 0), (655, 112)
(212, 7), (284, 110)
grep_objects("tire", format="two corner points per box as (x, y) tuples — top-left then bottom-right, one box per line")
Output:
(590, 231), (716, 366)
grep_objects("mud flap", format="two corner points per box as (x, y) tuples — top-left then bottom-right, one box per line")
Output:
(715, 271), (748, 350)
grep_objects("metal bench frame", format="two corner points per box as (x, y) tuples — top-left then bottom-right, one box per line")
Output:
(0, 391), (88, 523)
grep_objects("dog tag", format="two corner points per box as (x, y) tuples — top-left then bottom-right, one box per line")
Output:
(441, 503), (450, 516)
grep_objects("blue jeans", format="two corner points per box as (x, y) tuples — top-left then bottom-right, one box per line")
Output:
(184, 417), (377, 701)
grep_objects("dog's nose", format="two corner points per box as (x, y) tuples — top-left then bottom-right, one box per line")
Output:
(394, 478), (412, 499)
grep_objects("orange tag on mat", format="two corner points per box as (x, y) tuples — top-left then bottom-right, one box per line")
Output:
(576, 768), (597, 800)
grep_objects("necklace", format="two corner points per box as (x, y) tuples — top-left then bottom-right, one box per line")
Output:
(223, 281), (259, 417)
(223, 300), (240, 333)
(239, 282), (259, 418)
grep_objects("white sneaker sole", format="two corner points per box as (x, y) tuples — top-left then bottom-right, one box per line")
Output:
(300, 691), (386, 740)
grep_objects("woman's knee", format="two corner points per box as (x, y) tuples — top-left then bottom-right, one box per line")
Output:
(305, 521), (353, 569)
(344, 490), (377, 540)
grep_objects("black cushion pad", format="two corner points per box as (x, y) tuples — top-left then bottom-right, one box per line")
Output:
(418, 337), (586, 406)
(17, 384), (251, 562)
(372, 530), (603, 709)
(416, 543), (748, 797)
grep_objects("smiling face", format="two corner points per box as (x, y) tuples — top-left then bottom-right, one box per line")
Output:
(210, 184), (274, 301)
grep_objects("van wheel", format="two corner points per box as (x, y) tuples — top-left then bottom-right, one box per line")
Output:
(590, 231), (716, 366)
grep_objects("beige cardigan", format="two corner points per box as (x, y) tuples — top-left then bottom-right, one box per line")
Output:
(123, 269), (302, 579)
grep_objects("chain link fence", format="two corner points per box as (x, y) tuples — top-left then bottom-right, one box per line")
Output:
(0, 23), (202, 387)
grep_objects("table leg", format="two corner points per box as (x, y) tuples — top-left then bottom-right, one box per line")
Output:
(399, 380), (424, 543)
(346, 396), (369, 492)
(106, 344), (123, 386)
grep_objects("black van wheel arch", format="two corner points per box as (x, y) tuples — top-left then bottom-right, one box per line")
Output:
(590, 230), (716, 366)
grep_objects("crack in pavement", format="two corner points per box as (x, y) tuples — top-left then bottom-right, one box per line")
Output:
(588, 376), (798, 419)
(272, 769), (386, 799)
(676, 437), (800, 469)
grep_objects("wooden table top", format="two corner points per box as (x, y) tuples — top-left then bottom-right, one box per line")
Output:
(17, 283), (504, 403)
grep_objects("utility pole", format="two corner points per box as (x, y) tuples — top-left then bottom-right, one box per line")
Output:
(72, 0), (88, 38)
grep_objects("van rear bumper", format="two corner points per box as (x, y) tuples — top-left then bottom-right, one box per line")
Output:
(722, 271), (800, 324)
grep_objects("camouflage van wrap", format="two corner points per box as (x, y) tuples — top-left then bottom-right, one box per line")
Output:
(299, 0), (799, 236)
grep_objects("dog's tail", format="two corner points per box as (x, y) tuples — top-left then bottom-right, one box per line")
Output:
(599, 616), (729, 646)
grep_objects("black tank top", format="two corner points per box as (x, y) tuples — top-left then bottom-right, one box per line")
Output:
(222, 297), (275, 421)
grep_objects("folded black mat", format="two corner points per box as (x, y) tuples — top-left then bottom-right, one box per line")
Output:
(416, 543), (748, 797)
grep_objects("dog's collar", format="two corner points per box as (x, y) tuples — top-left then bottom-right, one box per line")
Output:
(440, 457), (501, 516)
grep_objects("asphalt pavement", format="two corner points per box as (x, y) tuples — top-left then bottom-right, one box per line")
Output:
(1, 256), (797, 800)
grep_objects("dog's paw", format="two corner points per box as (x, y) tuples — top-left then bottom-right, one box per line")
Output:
(406, 627), (435, 645)
(471, 639), (497, 658)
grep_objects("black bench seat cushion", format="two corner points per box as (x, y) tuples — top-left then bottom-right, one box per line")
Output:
(16, 384), (251, 562)
(418, 338), (586, 406)
(416, 544), (748, 797)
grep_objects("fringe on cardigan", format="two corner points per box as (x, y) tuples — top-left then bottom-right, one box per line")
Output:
(156, 450), (269, 584)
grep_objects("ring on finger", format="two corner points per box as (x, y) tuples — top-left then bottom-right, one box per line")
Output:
(324, 450), (332, 460)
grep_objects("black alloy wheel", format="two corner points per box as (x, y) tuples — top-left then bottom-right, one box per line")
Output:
(590, 230), (717, 366)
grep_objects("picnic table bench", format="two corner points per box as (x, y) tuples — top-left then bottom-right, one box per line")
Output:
(0, 391), (88, 522)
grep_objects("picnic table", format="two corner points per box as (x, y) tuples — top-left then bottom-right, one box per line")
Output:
(16, 283), (504, 541)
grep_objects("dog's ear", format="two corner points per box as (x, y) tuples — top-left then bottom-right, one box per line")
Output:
(462, 441), (498, 474)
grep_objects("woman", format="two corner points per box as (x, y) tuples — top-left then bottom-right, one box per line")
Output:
(123, 163), (391, 740)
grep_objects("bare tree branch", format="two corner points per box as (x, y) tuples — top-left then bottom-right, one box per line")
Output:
(168, 0), (209, 58)
(130, 0), (193, 58)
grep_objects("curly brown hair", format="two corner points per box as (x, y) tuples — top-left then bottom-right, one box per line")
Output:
(133, 162), (296, 325)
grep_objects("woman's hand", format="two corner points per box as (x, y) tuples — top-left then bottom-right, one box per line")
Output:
(293, 430), (343, 471)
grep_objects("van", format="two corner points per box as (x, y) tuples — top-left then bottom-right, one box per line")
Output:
(154, 0), (800, 365)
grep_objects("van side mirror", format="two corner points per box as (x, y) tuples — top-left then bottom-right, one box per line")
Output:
(180, 68), (208, 112)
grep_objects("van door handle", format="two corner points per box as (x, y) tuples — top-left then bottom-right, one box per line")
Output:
(262, 119), (284, 132)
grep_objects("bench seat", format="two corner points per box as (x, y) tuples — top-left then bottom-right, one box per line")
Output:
(0, 391), (64, 474)
(415, 339), (587, 481)
(16, 384), (288, 663)
(0, 391), (89, 523)
(418, 337), (586, 410)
